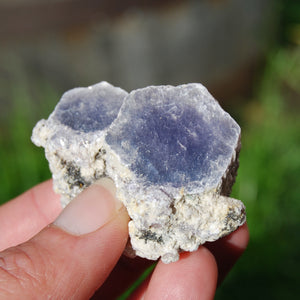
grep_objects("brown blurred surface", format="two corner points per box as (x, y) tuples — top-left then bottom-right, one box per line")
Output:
(0, 0), (181, 40)
(0, 0), (278, 109)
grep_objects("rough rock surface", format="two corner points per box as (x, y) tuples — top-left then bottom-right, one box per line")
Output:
(32, 81), (246, 263)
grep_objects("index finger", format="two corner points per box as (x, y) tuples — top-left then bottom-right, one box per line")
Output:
(0, 180), (62, 251)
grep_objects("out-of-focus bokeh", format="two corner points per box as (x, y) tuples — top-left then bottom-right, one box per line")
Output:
(0, 0), (299, 299)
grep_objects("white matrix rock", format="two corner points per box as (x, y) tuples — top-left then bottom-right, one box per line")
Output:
(32, 81), (246, 263)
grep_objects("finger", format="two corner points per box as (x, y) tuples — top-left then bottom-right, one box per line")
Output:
(131, 224), (249, 299)
(204, 223), (249, 285)
(143, 247), (218, 300)
(92, 255), (154, 299)
(0, 180), (130, 299)
(99, 224), (249, 299)
(0, 180), (62, 251)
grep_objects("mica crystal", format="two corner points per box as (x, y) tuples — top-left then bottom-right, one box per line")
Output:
(32, 81), (246, 263)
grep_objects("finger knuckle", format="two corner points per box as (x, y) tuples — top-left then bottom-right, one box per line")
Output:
(0, 243), (48, 297)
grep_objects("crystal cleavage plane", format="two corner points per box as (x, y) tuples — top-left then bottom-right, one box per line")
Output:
(32, 82), (246, 263)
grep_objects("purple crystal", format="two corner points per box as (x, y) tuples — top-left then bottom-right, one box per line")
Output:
(53, 82), (127, 133)
(106, 84), (240, 192)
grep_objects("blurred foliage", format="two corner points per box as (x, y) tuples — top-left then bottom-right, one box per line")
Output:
(280, 0), (300, 45)
(0, 76), (60, 204)
(216, 47), (300, 299)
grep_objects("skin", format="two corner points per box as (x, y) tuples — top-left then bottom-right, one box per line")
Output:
(0, 180), (249, 299)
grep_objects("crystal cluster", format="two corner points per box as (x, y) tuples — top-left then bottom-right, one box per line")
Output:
(32, 81), (246, 263)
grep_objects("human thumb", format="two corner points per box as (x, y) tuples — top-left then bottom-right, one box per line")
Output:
(0, 178), (129, 299)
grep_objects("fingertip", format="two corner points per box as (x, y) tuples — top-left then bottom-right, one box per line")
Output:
(184, 247), (218, 297)
(0, 180), (62, 251)
(29, 179), (62, 220)
(53, 183), (126, 236)
(226, 223), (249, 250)
(204, 222), (249, 286)
(144, 247), (217, 300)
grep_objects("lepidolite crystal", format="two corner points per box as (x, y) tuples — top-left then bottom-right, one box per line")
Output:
(32, 82), (246, 263)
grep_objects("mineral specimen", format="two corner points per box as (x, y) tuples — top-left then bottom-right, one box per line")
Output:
(32, 81), (246, 263)
(32, 81), (128, 207)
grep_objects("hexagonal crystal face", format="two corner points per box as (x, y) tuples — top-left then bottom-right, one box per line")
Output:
(53, 82), (127, 133)
(106, 84), (240, 190)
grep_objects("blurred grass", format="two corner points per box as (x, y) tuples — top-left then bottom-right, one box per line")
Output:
(216, 47), (300, 299)
(0, 47), (300, 298)
(0, 75), (60, 204)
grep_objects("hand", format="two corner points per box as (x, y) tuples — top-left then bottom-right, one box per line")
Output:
(0, 180), (249, 299)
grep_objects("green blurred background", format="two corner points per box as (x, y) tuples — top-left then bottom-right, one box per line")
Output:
(0, 0), (299, 299)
